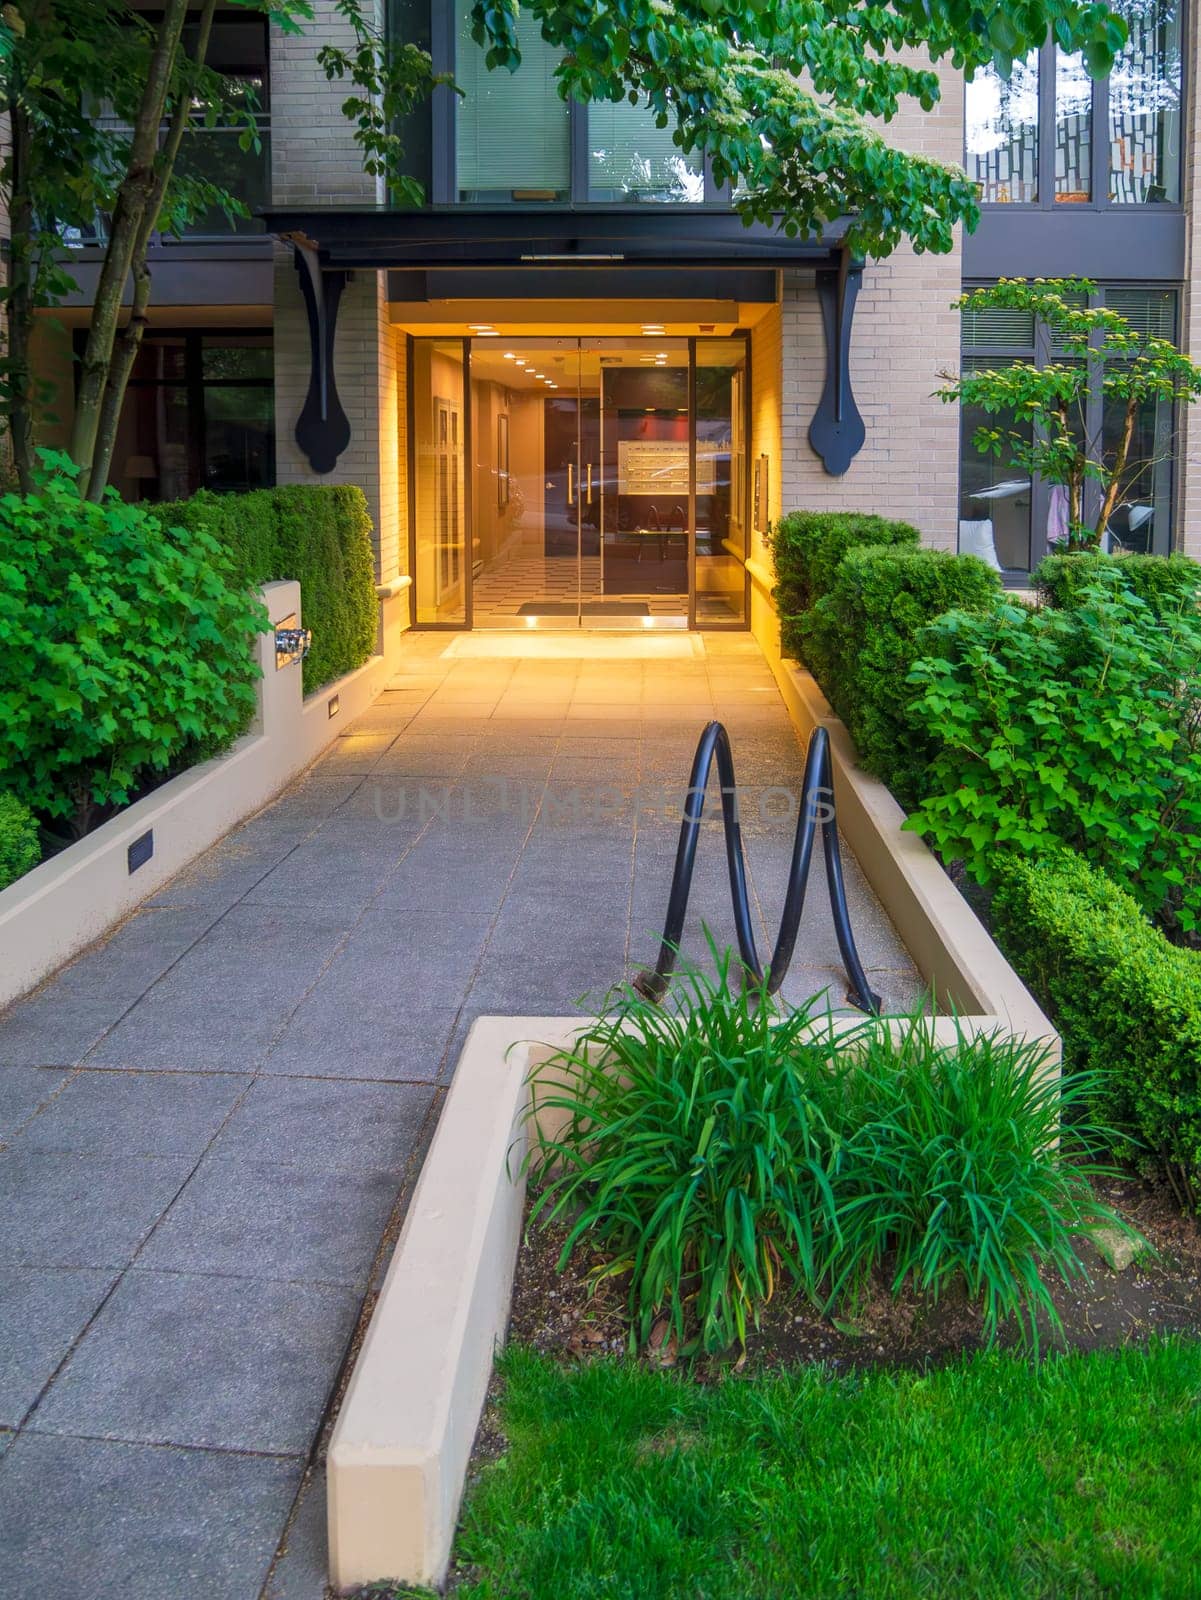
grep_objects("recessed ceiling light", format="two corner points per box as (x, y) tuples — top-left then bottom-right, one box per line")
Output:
(475, 329), (499, 337)
(534, 372), (545, 378)
(642, 324), (665, 333)
(469, 324), (494, 331)
(503, 352), (516, 360)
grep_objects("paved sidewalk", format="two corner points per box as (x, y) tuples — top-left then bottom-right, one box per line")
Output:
(0, 633), (922, 1599)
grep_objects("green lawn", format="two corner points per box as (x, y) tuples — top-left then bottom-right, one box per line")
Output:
(446, 1341), (1201, 1600)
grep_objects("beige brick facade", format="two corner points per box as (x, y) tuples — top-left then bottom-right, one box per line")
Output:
(778, 58), (965, 546)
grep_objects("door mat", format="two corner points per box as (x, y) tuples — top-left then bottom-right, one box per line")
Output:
(516, 601), (652, 617)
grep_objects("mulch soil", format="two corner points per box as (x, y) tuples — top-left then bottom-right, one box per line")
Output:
(505, 1175), (1201, 1375)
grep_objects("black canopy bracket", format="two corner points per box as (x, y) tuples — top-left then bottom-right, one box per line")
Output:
(291, 238), (352, 474)
(809, 251), (866, 476)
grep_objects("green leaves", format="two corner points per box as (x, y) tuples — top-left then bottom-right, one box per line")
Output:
(906, 566), (1201, 942)
(521, 953), (1126, 1356)
(0, 458), (264, 834)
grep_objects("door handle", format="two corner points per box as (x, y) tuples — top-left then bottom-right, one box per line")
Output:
(586, 463), (593, 505)
(567, 462), (575, 507)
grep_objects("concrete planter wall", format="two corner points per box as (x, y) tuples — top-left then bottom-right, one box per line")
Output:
(325, 692), (1058, 1591)
(0, 580), (408, 1008)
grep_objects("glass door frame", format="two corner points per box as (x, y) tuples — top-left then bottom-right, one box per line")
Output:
(406, 331), (753, 630)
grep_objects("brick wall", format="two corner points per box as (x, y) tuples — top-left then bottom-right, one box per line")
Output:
(269, 3), (403, 582)
(778, 57), (964, 547)
(273, 256), (403, 582)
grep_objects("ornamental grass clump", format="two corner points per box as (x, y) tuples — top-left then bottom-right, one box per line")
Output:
(523, 956), (1132, 1357)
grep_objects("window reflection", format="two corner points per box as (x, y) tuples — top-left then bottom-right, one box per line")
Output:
(588, 99), (704, 202)
(90, 332), (275, 503)
(1055, 50), (1092, 201)
(1109, 0), (1182, 202)
(965, 52), (1039, 203)
(958, 359), (1033, 572)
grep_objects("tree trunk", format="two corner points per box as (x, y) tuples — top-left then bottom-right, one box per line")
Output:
(6, 98), (36, 491)
(86, 0), (218, 500)
(1095, 394), (1138, 548)
(68, 0), (190, 489)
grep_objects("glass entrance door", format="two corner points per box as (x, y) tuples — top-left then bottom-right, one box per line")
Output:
(413, 333), (750, 628)
(469, 338), (588, 626)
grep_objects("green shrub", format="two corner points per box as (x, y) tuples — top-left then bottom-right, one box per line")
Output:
(801, 546), (1000, 804)
(769, 510), (919, 659)
(0, 793), (41, 890)
(523, 956), (1125, 1355)
(0, 461), (265, 836)
(907, 568), (1201, 941)
(157, 484), (377, 694)
(991, 850), (1201, 1209)
(1034, 549), (1201, 617)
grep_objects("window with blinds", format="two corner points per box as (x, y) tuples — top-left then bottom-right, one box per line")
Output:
(961, 305), (1036, 351)
(1105, 287), (1177, 342)
(588, 97), (704, 202)
(454, 0), (570, 200)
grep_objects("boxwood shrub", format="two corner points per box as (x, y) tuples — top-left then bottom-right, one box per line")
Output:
(158, 485), (377, 694)
(0, 794), (41, 891)
(0, 463), (265, 838)
(991, 850), (1201, 1210)
(801, 547), (1001, 805)
(769, 510), (919, 660)
(1034, 550), (1201, 617)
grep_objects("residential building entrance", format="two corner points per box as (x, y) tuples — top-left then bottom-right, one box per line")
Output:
(411, 334), (750, 629)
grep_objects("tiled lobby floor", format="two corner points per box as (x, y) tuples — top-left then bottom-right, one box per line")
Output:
(0, 631), (924, 1599)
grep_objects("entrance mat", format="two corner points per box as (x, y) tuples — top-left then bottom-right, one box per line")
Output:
(442, 634), (703, 660)
(516, 601), (652, 617)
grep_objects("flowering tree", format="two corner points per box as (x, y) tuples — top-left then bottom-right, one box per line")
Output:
(940, 278), (1201, 551)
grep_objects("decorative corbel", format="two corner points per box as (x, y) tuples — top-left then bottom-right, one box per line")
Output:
(808, 249), (866, 476)
(290, 238), (352, 474)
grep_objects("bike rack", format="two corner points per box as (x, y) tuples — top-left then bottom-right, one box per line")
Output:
(633, 720), (882, 1014)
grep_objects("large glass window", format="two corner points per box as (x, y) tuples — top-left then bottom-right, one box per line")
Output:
(588, 98), (704, 202)
(82, 330), (275, 502)
(965, 1), (1183, 209)
(394, 2), (713, 204)
(1108, 0), (1183, 202)
(1055, 49), (1092, 201)
(454, 0), (570, 201)
(957, 287), (1179, 569)
(965, 52), (1039, 203)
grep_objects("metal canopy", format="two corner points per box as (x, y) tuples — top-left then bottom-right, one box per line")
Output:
(260, 203), (849, 272)
(263, 205), (865, 480)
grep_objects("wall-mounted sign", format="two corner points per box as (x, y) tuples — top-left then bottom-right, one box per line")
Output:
(753, 454), (771, 535)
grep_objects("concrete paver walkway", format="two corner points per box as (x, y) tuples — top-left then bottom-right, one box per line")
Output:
(0, 633), (922, 1598)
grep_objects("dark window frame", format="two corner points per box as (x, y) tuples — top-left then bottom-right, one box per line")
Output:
(410, 0), (727, 206)
(966, 2), (1187, 216)
(957, 283), (1181, 570)
(72, 325), (275, 498)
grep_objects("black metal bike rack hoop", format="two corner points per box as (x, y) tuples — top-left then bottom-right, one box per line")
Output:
(634, 720), (882, 1014)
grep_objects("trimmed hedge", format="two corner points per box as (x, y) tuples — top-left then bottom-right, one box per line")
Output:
(1034, 550), (1201, 617)
(801, 546), (1001, 805)
(991, 850), (1201, 1209)
(769, 510), (919, 658)
(0, 793), (40, 891)
(157, 485), (377, 694)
